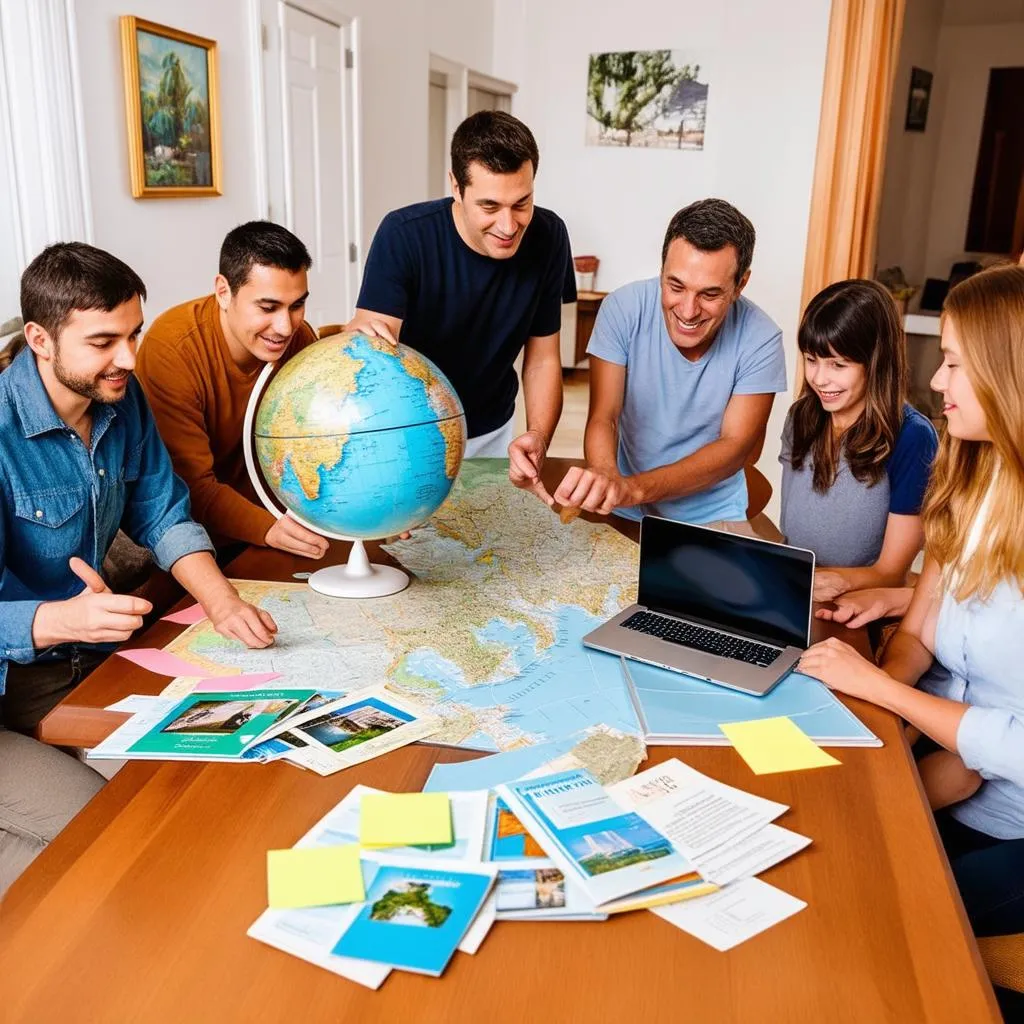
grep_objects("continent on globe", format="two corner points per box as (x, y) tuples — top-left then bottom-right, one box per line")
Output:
(252, 331), (467, 540)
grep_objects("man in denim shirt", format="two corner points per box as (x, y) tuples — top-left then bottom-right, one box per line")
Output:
(0, 243), (278, 894)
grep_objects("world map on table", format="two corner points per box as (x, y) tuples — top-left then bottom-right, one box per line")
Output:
(162, 460), (644, 763)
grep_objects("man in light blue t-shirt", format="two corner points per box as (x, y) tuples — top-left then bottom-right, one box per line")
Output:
(552, 198), (787, 526)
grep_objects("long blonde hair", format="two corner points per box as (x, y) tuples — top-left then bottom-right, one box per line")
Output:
(923, 264), (1024, 599)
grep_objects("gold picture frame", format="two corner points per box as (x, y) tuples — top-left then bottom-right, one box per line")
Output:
(119, 16), (222, 198)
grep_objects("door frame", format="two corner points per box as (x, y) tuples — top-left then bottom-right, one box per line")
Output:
(249, 0), (363, 313)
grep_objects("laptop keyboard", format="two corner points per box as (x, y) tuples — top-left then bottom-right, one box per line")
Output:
(621, 611), (780, 667)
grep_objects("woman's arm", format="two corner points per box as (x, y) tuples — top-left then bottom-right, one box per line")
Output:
(813, 512), (923, 600)
(879, 556), (942, 685)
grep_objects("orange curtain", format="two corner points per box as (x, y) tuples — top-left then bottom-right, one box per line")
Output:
(800, 0), (906, 316)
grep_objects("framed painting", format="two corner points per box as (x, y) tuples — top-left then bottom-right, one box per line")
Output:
(119, 16), (222, 198)
(905, 66), (933, 132)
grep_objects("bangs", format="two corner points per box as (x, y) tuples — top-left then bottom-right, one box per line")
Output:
(797, 320), (851, 361)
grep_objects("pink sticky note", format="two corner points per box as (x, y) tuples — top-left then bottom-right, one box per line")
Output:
(115, 648), (216, 677)
(193, 672), (283, 693)
(161, 604), (207, 625)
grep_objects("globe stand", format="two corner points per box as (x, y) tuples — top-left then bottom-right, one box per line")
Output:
(307, 539), (409, 599)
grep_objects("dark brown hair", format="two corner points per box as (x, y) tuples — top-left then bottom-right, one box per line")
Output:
(21, 242), (147, 340)
(450, 111), (539, 194)
(219, 220), (312, 293)
(661, 199), (755, 284)
(789, 279), (908, 493)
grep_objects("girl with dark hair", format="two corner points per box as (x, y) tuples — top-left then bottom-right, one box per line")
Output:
(780, 279), (938, 602)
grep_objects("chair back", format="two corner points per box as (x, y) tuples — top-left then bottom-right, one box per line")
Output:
(744, 464), (772, 519)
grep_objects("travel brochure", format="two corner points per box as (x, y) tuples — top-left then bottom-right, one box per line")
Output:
(493, 857), (606, 921)
(496, 768), (692, 908)
(89, 687), (438, 772)
(332, 857), (497, 976)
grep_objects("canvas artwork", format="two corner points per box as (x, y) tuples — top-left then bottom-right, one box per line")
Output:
(586, 50), (708, 150)
(120, 16), (222, 197)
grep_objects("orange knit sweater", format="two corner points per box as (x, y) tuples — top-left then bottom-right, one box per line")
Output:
(136, 294), (316, 546)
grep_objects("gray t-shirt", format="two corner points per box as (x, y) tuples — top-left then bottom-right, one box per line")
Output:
(587, 280), (787, 524)
(779, 404), (938, 566)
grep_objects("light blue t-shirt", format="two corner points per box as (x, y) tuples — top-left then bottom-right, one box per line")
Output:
(586, 279), (787, 524)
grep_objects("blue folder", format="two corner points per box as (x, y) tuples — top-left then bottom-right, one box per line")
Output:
(621, 658), (881, 747)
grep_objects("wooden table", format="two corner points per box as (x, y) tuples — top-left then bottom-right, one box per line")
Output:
(1, 460), (999, 1022)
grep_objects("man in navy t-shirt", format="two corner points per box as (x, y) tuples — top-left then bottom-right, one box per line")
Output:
(346, 111), (575, 503)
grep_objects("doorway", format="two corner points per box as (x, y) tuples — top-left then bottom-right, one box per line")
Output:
(258, 0), (360, 329)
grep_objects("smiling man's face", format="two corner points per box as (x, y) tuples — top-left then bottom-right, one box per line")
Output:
(660, 238), (748, 360)
(450, 160), (535, 260)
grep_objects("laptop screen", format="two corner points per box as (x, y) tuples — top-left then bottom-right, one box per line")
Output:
(637, 517), (814, 649)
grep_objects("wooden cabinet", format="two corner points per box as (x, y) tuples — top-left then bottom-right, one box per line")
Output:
(574, 290), (607, 365)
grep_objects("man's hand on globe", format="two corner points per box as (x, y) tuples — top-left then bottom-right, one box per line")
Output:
(265, 515), (330, 559)
(508, 429), (554, 507)
(342, 311), (400, 347)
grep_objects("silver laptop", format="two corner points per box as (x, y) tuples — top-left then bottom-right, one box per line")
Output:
(583, 516), (815, 696)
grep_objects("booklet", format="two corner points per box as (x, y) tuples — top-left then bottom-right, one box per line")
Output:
(258, 689), (440, 775)
(332, 856), (497, 976)
(496, 769), (691, 908)
(622, 659), (881, 747)
(88, 689), (318, 761)
(494, 857), (605, 921)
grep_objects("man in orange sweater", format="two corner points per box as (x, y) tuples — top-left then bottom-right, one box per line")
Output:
(137, 221), (328, 560)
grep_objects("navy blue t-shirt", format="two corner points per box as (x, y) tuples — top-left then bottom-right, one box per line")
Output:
(356, 198), (576, 437)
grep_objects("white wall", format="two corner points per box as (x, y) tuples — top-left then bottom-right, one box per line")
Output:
(922, 21), (1024, 279)
(874, 0), (945, 288)
(70, 0), (495, 322)
(494, 0), (832, 507)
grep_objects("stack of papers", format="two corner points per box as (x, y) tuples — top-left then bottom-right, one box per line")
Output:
(89, 687), (438, 775)
(248, 786), (498, 988)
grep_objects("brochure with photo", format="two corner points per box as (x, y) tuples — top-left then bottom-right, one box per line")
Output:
(88, 689), (318, 761)
(259, 689), (440, 775)
(485, 796), (549, 861)
(494, 857), (605, 921)
(332, 857), (497, 976)
(496, 768), (690, 908)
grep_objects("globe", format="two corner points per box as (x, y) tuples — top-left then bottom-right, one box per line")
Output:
(243, 330), (466, 598)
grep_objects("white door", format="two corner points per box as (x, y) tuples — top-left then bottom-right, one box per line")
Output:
(261, 1), (359, 330)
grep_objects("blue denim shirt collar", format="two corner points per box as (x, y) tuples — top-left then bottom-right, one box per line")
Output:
(8, 346), (117, 444)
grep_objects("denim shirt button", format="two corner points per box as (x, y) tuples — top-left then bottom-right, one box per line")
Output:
(34, 509), (43, 518)
(98, 468), (105, 478)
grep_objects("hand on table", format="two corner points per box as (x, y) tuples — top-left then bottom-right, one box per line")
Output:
(552, 465), (637, 516)
(204, 590), (278, 649)
(508, 429), (553, 506)
(815, 587), (913, 629)
(812, 569), (852, 603)
(798, 637), (891, 703)
(265, 515), (329, 559)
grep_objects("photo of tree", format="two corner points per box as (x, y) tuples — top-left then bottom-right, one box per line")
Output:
(120, 17), (222, 198)
(586, 51), (708, 150)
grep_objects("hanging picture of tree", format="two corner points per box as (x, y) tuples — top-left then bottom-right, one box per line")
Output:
(586, 51), (708, 150)
(119, 16), (222, 198)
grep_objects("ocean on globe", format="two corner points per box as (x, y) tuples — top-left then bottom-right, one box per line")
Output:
(251, 331), (466, 540)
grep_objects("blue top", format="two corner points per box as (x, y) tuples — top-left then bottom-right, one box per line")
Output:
(586, 279), (787, 524)
(779, 404), (938, 565)
(356, 198), (576, 438)
(920, 579), (1024, 839)
(0, 349), (212, 693)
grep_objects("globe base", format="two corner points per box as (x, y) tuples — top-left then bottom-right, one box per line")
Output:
(307, 562), (410, 599)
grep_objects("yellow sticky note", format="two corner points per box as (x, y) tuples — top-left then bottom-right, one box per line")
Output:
(359, 792), (453, 847)
(719, 716), (841, 775)
(267, 844), (364, 909)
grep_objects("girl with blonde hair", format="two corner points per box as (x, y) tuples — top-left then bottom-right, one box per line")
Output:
(800, 264), (1024, 1011)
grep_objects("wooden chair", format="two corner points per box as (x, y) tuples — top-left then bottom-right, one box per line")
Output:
(744, 464), (772, 519)
(977, 934), (1024, 997)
